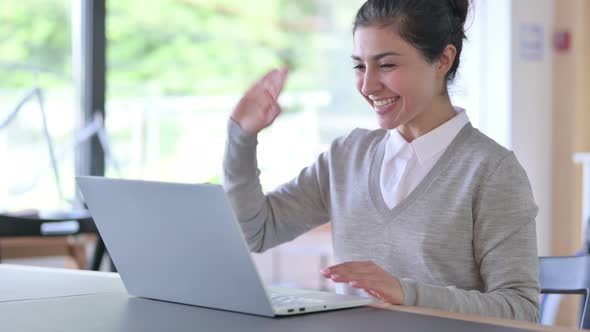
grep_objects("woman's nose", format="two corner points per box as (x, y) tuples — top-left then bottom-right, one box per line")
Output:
(361, 70), (381, 96)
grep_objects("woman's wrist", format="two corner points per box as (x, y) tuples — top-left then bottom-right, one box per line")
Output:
(227, 117), (258, 146)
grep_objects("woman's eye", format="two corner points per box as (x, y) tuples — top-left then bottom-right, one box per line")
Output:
(352, 64), (365, 70)
(380, 64), (397, 69)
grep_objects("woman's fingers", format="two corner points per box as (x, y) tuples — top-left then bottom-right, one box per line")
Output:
(321, 260), (404, 305)
(251, 68), (287, 116)
(366, 289), (387, 302)
(231, 67), (288, 134)
(261, 68), (288, 100)
(349, 279), (385, 291)
(263, 89), (282, 123)
(324, 260), (373, 270)
(275, 67), (289, 98)
(322, 261), (375, 277)
(255, 69), (280, 89)
(350, 279), (398, 304)
(327, 270), (377, 282)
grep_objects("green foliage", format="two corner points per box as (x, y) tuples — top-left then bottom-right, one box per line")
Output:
(0, 0), (323, 96)
(107, 0), (322, 96)
(0, 0), (72, 88)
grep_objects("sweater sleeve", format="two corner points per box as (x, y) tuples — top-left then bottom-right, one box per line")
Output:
(398, 152), (540, 322)
(222, 118), (331, 253)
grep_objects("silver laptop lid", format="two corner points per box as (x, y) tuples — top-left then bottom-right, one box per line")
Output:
(77, 176), (274, 316)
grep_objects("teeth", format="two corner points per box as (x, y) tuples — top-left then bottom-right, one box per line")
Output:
(373, 96), (399, 107)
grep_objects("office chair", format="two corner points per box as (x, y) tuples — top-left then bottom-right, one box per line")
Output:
(539, 255), (590, 329)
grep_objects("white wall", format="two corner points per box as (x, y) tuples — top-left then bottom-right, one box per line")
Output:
(510, 0), (554, 256)
(453, 0), (512, 146)
(454, 0), (553, 255)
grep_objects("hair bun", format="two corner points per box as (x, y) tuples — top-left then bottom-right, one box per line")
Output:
(448, 0), (469, 25)
(353, 0), (471, 82)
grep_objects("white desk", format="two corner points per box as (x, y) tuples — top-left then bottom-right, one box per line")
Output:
(0, 264), (124, 302)
(0, 264), (580, 332)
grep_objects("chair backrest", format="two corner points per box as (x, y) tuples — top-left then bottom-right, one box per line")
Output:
(539, 256), (590, 329)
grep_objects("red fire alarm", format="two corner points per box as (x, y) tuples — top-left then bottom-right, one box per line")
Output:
(554, 30), (571, 51)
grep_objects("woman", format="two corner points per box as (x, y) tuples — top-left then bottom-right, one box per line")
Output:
(223, 0), (540, 322)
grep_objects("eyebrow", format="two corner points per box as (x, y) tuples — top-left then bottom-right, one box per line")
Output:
(350, 52), (401, 61)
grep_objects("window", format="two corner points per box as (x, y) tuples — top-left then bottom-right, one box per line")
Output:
(0, 1), (76, 212)
(105, 0), (373, 191)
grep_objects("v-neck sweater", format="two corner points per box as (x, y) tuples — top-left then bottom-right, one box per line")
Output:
(379, 107), (469, 209)
(223, 119), (540, 322)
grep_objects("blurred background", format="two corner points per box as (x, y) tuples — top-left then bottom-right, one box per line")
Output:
(1, 0), (589, 327)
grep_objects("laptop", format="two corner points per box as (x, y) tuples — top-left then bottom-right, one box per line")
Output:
(76, 176), (374, 317)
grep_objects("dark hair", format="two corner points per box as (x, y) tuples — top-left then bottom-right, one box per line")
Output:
(353, 0), (470, 82)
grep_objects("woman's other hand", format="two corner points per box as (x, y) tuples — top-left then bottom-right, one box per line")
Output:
(230, 68), (288, 135)
(321, 260), (404, 305)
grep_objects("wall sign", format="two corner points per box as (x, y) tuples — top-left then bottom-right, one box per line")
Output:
(519, 23), (544, 62)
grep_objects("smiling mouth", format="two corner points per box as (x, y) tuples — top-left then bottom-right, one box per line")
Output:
(373, 96), (400, 107)
(372, 96), (400, 114)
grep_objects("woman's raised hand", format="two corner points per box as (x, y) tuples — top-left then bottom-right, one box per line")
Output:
(230, 68), (289, 135)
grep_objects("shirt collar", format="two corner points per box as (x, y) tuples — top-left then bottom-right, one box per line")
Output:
(385, 128), (411, 161)
(387, 106), (470, 165)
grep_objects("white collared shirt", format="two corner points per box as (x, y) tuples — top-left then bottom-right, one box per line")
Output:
(380, 107), (470, 209)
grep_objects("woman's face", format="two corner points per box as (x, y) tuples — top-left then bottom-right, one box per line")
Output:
(352, 26), (445, 135)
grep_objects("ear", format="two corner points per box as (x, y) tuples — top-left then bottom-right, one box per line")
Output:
(436, 44), (457, 79)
